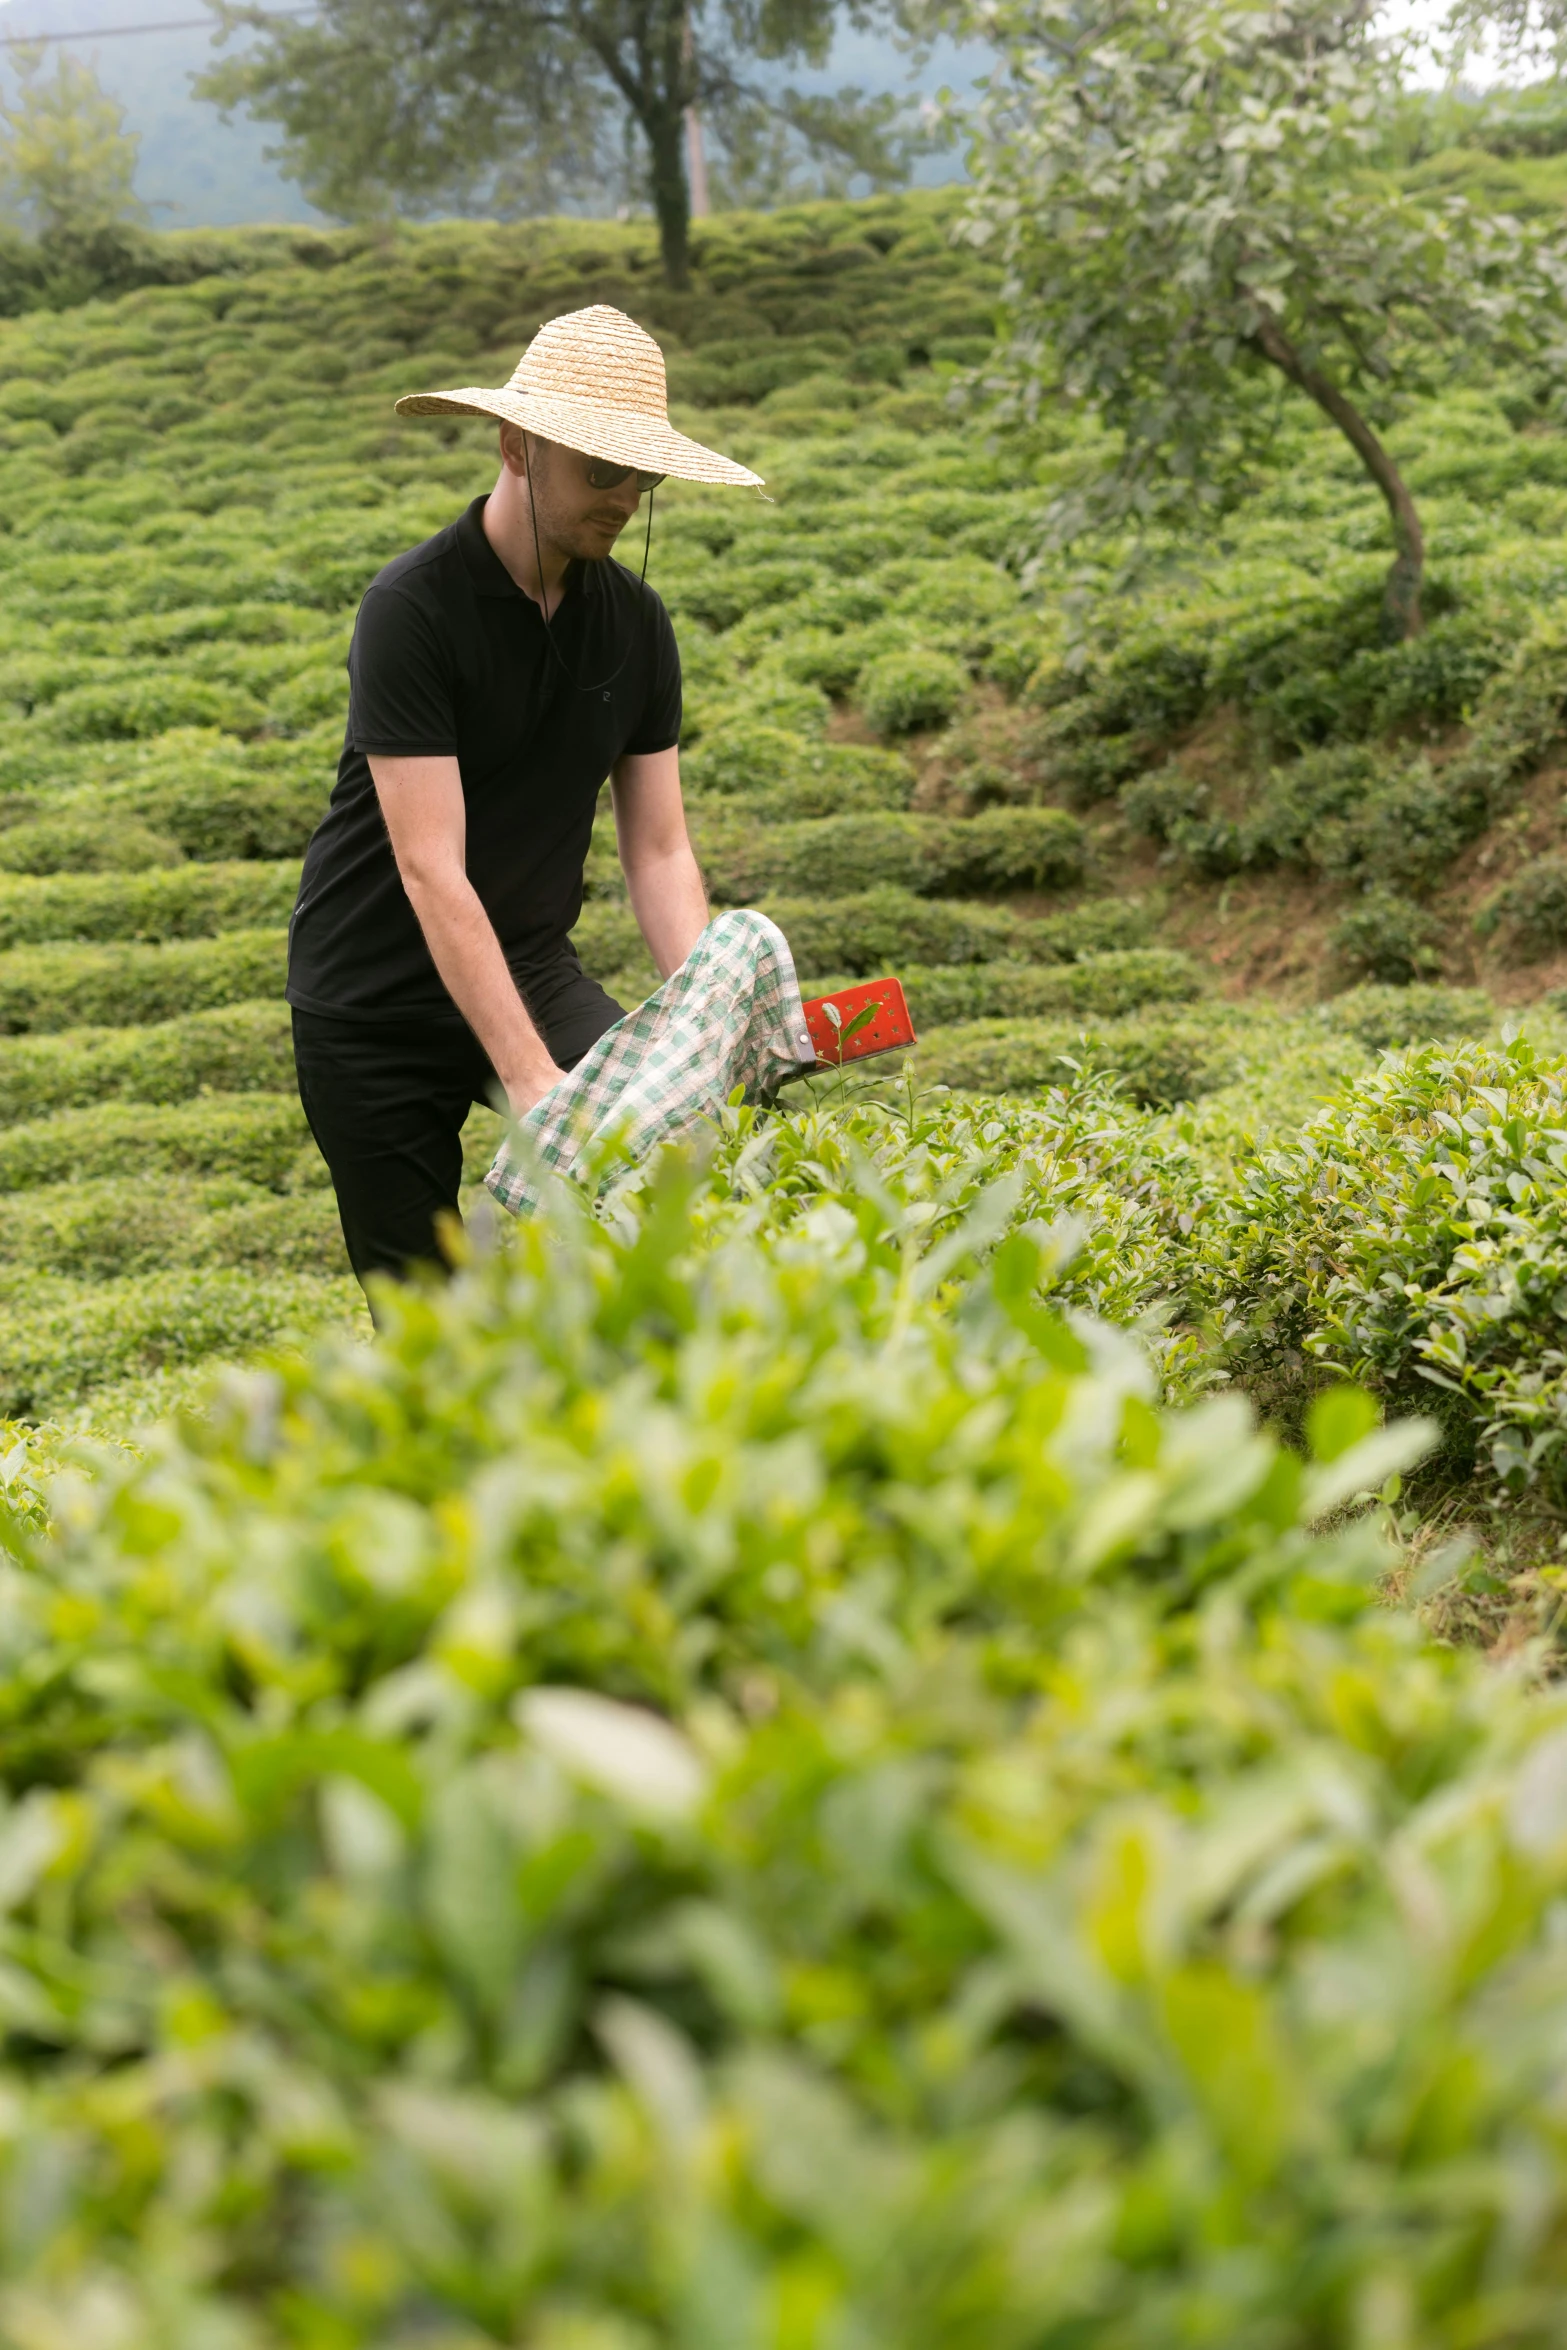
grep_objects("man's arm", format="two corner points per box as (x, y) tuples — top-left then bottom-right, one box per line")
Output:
(610, 745), (708, 980)
(369, 753), (565, 1115)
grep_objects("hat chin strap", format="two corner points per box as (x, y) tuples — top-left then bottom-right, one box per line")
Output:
(521, 430), (654, 697)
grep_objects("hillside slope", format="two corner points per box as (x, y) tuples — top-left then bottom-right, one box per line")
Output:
(3, 188), (1567, 1416)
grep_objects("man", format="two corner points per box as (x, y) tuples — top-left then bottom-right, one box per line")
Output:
(285, 304), (763, 1290)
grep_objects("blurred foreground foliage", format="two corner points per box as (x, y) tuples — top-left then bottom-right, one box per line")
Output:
(8, 1119), (1567, 2343)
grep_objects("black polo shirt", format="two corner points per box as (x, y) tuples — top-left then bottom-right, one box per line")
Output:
(286, 495), (681, 1026)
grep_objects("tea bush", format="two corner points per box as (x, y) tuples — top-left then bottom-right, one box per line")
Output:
(0, 1173), (345, 1277)
(1025, 893), (1169, 959)
(1122, 745), (1466, 887)
(8, 1145), (1567, 2338)
(695, 807), (1087, 901)
(924, 806), (1088, 894)
(34, 670), (267, 742)
(1476, 853), (1567, 956)
(684, 674), (833, 743)
(0, 926), (286, 1030)
(0, 810), (183, 872)
(776, 888), (1161, 974)
(680, 723), (915, 815)
(1207, 1036), (1567, 1493)
(0, 1090), (312, 1192)
(575, 888), (1157, 985)
(0, 858), (298, 948)
(37, 728), (337, 860)
(918, 1009), (1241, 1104)
(1320, 980), (1496, 1049)
(0, 998), (293, 1120)
(1042, 590), (1567, 886)
(858, 644), (970, 733)
(811, 947), (1203, 1026)
(0, 1265), (357, 1418)
(1330, 888), (1448, 984)
(1174, 1027), (1381, 1164)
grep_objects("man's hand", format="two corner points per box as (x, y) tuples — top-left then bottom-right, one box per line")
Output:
(611, 745), (708, 980)
(368, 752), (562, 1113)
(503, 1059), (567, 1119)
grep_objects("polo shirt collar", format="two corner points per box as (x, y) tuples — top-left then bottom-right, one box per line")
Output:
(457, 495), (599, 604)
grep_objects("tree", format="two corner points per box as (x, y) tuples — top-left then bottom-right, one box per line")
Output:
(199, 0), (932, 289)
(0, 44), (146, 241)
(959, 0), (1567, 637)
(1441, 0), (1567, 71)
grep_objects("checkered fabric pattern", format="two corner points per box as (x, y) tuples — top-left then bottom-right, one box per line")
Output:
(486, 907), (817, 1217)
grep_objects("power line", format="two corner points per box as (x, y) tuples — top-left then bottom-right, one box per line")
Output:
(0, 8), (312, 44)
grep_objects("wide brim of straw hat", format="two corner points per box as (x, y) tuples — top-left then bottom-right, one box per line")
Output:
(394, 384), (763, 490)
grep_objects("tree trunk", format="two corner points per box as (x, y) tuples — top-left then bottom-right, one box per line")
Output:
(646, 100), (691, 289)
(1251, 310), (1425, 641)
(573, 0), (692, 289)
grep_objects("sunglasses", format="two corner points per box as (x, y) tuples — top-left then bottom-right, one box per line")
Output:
(583, 457), (666, 492)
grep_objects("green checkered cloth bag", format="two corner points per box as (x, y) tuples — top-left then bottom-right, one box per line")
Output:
(486, 908), (817, 1217)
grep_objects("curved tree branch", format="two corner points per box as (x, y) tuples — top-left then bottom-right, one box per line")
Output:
(1251, 304), (1424, 637)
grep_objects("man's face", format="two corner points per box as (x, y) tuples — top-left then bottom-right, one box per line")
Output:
(507, 429), (642, 561)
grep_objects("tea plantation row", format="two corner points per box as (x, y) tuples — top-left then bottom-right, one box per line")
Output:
(5, 186), (1567, 1414)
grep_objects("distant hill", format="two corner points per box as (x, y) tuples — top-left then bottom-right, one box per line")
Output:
(0, 0), (984, 228)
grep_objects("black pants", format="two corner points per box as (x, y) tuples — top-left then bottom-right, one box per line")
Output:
(292, 960), (624, 1289)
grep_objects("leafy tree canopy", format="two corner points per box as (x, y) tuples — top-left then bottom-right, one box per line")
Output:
(0, 45), (145, 242)
(959, 0), (1567, 636)
(198, 0), (934, 286)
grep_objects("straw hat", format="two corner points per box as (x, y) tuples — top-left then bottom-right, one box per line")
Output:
(395, 304), (763, 490)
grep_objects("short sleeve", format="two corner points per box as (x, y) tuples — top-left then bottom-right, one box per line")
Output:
(622, 593), (682, 757)
(347, 584), (458, 756)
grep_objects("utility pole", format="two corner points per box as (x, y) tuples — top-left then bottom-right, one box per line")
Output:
(686, 101), (709, 215)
